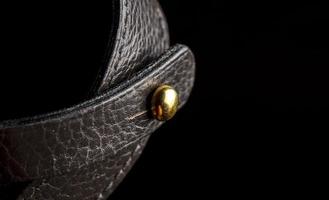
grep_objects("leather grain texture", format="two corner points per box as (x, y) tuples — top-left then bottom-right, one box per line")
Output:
(93, 0), (170, 93)
(0, 45), (195, 200)
(0, 0), (195, 199)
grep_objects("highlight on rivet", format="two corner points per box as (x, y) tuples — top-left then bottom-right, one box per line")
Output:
(151, 85), (179, 121)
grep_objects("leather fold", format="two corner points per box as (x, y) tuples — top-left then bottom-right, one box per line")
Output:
(0, 44), (195, 199)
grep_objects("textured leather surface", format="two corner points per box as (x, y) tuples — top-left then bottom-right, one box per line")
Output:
(93, 0), (170, 94)
(0, 0), (194, 199)
(0, 45), (195, 199)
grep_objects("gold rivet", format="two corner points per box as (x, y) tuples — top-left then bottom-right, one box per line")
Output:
(151, 85), (179, 121)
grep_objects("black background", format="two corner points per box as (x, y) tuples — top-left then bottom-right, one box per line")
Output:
(111, 0), (328, 199)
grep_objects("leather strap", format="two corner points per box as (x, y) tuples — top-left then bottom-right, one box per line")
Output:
(92, 0), (170, 94)
(0, 45), (195, 199)
(0, 0), (195, 199)
(0, 44), (194, 181)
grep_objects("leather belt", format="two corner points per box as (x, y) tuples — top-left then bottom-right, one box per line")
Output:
(0, 0), (195, 199)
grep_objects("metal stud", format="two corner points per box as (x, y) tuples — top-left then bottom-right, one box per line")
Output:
(151, 85), (179, 121)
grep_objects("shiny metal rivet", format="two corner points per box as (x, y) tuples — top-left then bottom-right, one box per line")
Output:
(151, 85), (179, 121)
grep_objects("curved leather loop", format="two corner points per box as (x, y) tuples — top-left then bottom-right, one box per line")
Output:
(0, 45), (194, 181)
(93, 0), (170, 94)
(1, 45), (195, 199)
(0, 0), (194, 199)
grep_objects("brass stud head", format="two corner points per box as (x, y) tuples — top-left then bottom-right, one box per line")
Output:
(151, 85), (179, 121)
